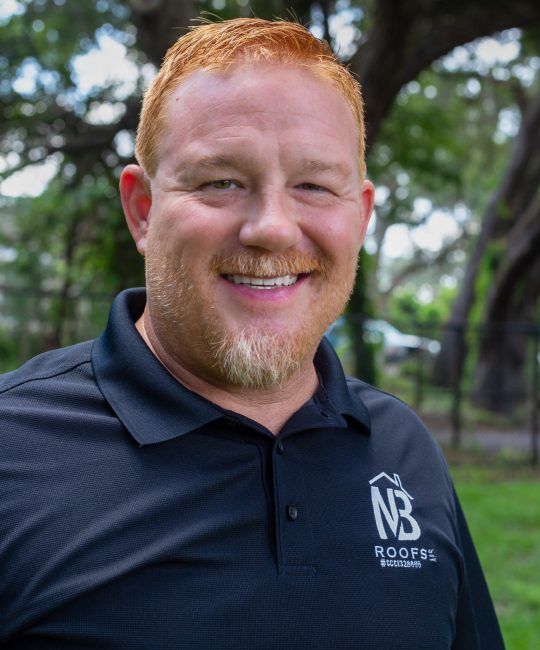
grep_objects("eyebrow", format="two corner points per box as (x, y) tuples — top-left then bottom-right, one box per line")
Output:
(294, 158), (351, 180)
(176, 154), (249, 181)
(176, 154), (351, 181)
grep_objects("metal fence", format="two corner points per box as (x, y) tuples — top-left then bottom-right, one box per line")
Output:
(331, 316), (540, 465)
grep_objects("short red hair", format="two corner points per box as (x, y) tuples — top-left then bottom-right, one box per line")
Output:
(136, 18), (366, 178)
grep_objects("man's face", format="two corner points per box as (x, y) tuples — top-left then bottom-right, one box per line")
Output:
(135, 63), (373, 389)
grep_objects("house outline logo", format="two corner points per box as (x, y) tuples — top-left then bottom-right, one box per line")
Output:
(369, 472), (421, 541)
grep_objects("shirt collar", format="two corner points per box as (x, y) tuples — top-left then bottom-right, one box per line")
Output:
(312, 338), (371, 433)
(92, 288), (370, 445)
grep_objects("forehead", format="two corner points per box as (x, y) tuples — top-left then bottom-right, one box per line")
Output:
(157, 63), (359, 168)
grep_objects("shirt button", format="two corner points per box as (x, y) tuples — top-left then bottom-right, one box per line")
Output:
(286, 505), (298, 521)
(276, 441), (284, 455)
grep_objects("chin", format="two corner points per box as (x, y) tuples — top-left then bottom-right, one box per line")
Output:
(207, 315), (330, 390)
(209, 331), (299, 389)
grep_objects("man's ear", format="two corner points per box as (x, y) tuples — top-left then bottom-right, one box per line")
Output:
(119, 164), (152, 256)
(359, 179), (375, 244)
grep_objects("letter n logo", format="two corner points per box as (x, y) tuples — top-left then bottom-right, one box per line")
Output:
(369, 473), (421, 541)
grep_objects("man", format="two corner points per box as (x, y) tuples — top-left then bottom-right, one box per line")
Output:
(0, 18), (504, 649)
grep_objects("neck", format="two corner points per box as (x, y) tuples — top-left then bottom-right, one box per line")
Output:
(135, 312), (319, 435)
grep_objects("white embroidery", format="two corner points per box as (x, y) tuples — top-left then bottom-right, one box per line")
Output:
(368, 472), (436, 569)
(369, 473), (421, 541)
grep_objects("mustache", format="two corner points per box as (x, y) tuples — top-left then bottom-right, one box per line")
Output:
(211, 250), (330, 278)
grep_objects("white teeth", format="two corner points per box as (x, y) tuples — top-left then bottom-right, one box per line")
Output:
(226, 274), (298, 288)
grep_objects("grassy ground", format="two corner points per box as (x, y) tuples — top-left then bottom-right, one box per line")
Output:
(446, 449), (540, 650)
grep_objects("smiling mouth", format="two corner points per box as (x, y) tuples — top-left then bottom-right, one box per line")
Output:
(224, 274), (301, 289)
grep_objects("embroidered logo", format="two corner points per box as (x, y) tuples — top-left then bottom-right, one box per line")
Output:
(369, 472), (420, 541)
(368, 472), (437, 569)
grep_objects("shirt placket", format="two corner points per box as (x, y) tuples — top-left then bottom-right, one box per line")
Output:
(271, 437), (316, 577)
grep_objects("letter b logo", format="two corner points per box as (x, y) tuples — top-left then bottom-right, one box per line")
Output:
(369, 473), (421, 541)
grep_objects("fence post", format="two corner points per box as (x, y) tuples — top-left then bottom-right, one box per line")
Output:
(414, 323), (424, 411)
(532, 327), (539, 466)
(450, 323), (463, 449)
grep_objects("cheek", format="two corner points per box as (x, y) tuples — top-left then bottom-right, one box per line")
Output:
(154, 198), (239, 247)
(310, 214), (362, 263)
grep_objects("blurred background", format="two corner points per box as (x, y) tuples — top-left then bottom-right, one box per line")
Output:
(1, 2), (539, 644)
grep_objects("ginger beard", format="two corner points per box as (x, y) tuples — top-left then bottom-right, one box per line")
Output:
(144, 238), (358, 390)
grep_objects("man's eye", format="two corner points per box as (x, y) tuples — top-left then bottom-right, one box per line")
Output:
(297, 182), (326, 192)
(204, 180), (237, 190)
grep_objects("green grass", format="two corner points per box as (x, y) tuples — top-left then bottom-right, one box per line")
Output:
(449, 454), (540, 649)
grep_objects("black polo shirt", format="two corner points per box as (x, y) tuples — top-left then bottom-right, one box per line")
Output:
(0, 289), (503, 649)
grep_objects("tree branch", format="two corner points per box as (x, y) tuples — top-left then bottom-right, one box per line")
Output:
(350, 0), (540, 149)
(380, 234), (467, 300)
(127, 0), (199, 66)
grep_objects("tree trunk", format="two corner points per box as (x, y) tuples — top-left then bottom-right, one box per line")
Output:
(344, 0), (540, 382)
(432, 92), (540, 387)
(40, 219), (79, 352)
(473, 192), (540, 412)
(347, 251), (377, 384)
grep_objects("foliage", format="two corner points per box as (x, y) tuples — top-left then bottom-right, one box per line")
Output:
(369, 64), (516, 280)
(1, 0), (540, 381)
(0, 0), (147, 356)
(385, 285), (458, 330)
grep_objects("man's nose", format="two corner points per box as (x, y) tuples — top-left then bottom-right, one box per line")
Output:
(238, 191), (302, 252)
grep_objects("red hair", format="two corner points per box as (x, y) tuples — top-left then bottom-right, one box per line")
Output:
(136, 18), (366, 177)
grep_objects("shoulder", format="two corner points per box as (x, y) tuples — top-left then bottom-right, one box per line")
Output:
(0, 339), (121, 486)
(347, 376), (452, 489)
(347, 376), (431, 434)
(0, 340), (95, 398)
(0, 341), (108, 437)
